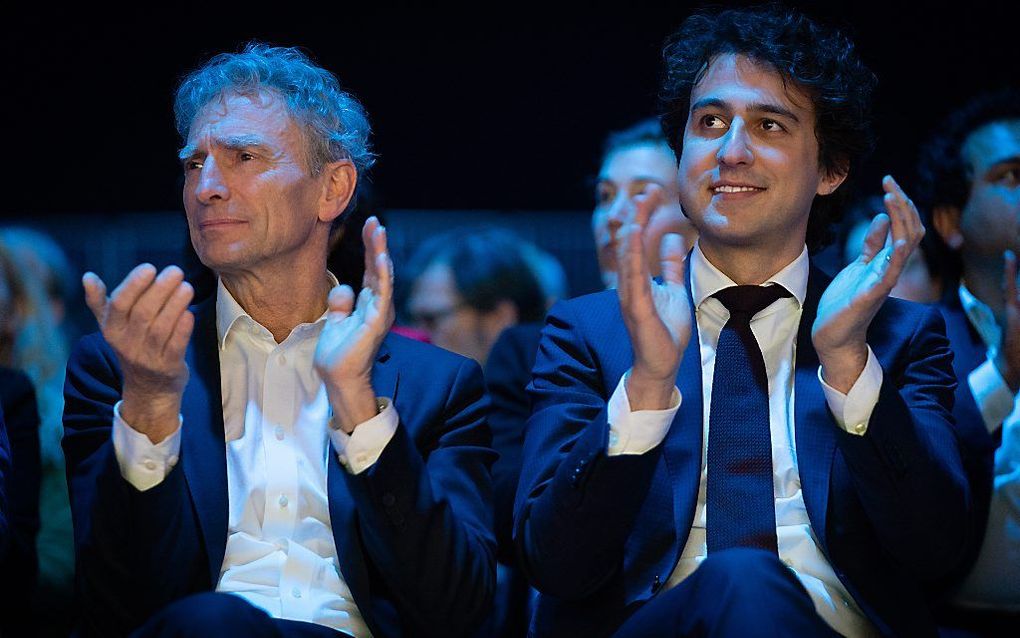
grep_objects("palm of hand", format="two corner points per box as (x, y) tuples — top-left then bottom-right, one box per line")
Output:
(314, 286), (393, 383)
(813, 255), (888, 350)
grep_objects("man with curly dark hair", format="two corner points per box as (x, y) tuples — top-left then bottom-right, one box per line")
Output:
(916, 89), (1020, 633)
(515, 5), (970, 636)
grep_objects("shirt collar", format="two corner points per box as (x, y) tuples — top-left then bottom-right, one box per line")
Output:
(215, 271), (340, 350)
(958, 281), (1002, 352)
(690, 241), (809, 310)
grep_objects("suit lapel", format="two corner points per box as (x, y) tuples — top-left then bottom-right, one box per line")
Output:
(793, 267), (838, 551)
(180, 298), (230, 585)
(663, 272), (705, 540)
(327, 338), (400, 609)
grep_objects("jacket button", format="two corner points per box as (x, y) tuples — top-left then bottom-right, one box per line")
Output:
(651, 575), (662, 593)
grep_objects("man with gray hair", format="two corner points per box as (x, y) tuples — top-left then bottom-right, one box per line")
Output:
(63, 44), (495, 637)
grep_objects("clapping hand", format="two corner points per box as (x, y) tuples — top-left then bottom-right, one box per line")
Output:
(314, 216), (395, 432)
(617, 185), (692, 410)
(812, 176), (925, 392)
(82, 264), (194, 443)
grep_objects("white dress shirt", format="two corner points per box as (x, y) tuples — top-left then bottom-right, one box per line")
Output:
(606, 244), (883, 638)
(952, 284), (1020, 610)
(111, 275), (400, 636)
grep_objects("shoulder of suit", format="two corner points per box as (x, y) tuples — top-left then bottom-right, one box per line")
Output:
(551, 289), (621, 323)
(383, 331), (479, 372)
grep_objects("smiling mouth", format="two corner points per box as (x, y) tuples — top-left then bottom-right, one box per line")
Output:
(712, 185), (765, 194)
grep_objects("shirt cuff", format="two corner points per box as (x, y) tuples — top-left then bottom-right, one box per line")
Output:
(818, 346), (882, 436)
(968, 357), (1016, 433)
(329, 397), (399, 475)
(111, 401), (183, 491)
(606, 370), (681, 456)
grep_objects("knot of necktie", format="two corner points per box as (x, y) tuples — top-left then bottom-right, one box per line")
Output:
(712, 284), (793, 323)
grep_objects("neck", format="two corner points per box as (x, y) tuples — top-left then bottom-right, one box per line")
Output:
(220, 266), (332, 343)
(962, 256), (1006, 325)
(698, 240), (804, 285)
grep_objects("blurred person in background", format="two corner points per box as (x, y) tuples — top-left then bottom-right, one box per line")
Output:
(839, 196), (942, 303)
(0, 228), (77, 637)
(592, 118), (697, 289)
(405, 226), (550, 637)
(916, 88), (1020, 636)
(0, 242), (46, 636)
(405, 227), (547, 366)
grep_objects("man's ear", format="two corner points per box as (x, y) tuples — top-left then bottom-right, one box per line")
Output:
(817, 163), (848, 196)
(932, 205), (965, 250)
(318, 160), (358, 224)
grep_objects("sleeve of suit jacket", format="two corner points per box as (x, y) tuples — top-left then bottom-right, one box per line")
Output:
(514, 298), (666, 599)
(63, 333), (206, 637)
(830, 302), (972, 581)
(339, 350), (497, 637)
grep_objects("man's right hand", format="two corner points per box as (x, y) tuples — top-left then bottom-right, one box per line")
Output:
(83, 264), (194, 444)
(995, 249), (1020, 392)
(617, 186), (692, 411)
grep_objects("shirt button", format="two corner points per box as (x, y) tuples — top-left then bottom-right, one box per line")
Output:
(143, 459), (157, 471)
(291, 587), (301, 599)
(274, 426), (285, 441)
(279, 495), (289, 508)
(852, 423), (866, 435)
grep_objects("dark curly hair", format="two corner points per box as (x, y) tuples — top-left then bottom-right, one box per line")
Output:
(914, 88), (1020, 283)
(659, 4), (877, 252)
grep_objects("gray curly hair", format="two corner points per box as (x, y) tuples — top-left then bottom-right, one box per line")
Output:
(174, 42), (374, 177)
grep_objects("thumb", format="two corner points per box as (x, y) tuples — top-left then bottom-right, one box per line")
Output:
(328, 284), (356, 320)
(82, 272), (108, 323)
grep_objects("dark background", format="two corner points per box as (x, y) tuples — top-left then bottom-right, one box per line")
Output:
(2, 2), (1016, 219)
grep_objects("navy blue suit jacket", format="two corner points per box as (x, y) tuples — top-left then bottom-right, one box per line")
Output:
(936, 295), (998, 587)
(484, 322), (543, 565)
(515, 266), (971, 637)
(63, 297), (496, 638)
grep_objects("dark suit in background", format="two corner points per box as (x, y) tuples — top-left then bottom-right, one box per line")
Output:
(63, 298), (496, 638)
(0, 367), (42, 637)
(515, 268), (970, 637)
(480, 323), (542, 638)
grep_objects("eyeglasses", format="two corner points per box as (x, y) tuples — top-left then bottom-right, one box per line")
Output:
(410, 304), (465, 332)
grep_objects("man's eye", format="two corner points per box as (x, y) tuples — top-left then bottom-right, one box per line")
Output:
(239, 152), (256, 162)
(997, 167), (1020, 187)
(595, 186), (614, 205)
(761, 119), (785, 132)
(185, 160), (203, 170)
(701, 114), (726, 129)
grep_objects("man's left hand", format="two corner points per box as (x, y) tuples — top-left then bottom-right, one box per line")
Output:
(315, 216), (395, 433)
(812, 176), (925, 393)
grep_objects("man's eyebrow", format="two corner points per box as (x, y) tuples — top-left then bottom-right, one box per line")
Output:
(689, 97), (800, 123)
(690, 97), (729, 113)
(177, 134), (271, 161)
(990, 155), (1020, 169)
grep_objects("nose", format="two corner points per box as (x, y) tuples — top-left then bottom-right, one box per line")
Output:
(716, 119), (754, 167)
(606, 195), (629, 237)
(194, 156), (228, 203)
